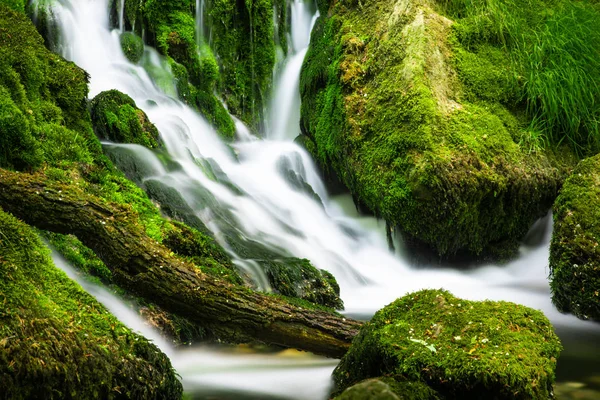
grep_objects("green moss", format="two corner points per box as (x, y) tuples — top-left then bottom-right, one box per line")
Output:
(90, 89), (161, 149)
(163, 221), (242, 285)
(262, 258), (343, 309)
(120, 32), (145, 63)
(0, 4), (99, 171)
(550, 154), (600, 321)
(333, 289), (562, 399)
(300, 0), (570, 258)
(207, 0), (276, 129)
(43, 232), (113, 283)
(335, 377), (441, 400)
(0, 209), (182, 399)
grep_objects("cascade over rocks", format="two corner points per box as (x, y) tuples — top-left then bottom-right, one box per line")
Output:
(333, 289), (562, 399)
(299, 0), (575, 258)
(0, 168), (362, 358)
(550, 154), (600, 321)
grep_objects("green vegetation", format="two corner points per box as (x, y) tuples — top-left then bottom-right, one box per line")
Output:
(119, 0), (278, 132)
(550, 154), (600, 321)
(436, 0), (600, 154)
(333, 289), (562, 399)
(120, 31), (145, 63)
(0, 209), (182, 399)
(300, 0), (576, 257)
(0, 4), (99, 170)
(263, 258), (343, 309)
(90, 89), (161, 148)
(335, 377), (440, 400)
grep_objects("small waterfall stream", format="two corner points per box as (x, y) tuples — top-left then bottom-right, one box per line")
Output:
(37, 0), (600, 397)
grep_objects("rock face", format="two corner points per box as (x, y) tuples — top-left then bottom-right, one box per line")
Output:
(300, 0), (571, 258)
(333, 289), (562, 399)
(90, 89), (161, 149)
(550, 154), (600, 321)
(0, 208), (182, 399)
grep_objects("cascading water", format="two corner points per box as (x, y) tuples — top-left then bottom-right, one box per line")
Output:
(39, 0), (600, 397)
(268, 1), (319, 140)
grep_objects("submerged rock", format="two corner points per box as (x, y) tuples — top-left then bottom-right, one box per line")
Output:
(90, 89), (161, 148)
(333, 289), (562, 399)
(0, 209), (182, 399)
(300, 0), (575, 258)
(550, 154), (600, 321)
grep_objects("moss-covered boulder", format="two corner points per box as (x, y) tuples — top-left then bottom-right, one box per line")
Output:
(0, 3), (99, 171)
(90, 89), (161, 148)
(263, 258), (343, 310)
(335, 377), (440, 400)
(299, 0), (585, 258)
(0, 209), (182, 399)
(333, 289), (562, 399)
(120, 31), (144, 63)
(550, 154), (600, 321)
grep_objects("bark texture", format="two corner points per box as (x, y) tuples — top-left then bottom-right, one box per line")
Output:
(0, 169), (362, 358)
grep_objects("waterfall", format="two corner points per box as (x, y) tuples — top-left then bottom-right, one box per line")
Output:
(195, 0), (204, 46)
(35, 0), (600, 395)
(268, 1), (319, 140)
(118, 0), (125, 32)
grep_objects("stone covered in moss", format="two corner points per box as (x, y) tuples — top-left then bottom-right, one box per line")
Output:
(335, 377), (440, 400)
(263, 258), (343, 310)
(120, 31), (144, 63)
(90, 89), (161, 148)
(300, 0), (571, 258)
(550, 154), (600, 321)
(333, 289), (562, 399)
(0, 209), (182, 399)
(0, 3), (100, 171)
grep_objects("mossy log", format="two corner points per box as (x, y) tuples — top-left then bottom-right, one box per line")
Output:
(0, 169), (361, 358)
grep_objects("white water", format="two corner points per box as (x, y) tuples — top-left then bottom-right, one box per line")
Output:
(195, 0), (204, 46)
(268, 1), (318, 140)
(40, 0), (600, 397)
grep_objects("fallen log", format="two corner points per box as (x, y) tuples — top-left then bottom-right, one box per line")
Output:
(0, 169), (362, 358)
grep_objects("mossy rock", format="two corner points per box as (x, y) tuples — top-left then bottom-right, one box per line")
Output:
(335, 377), (440, 400)
(90, 89), (161, 149)
(0, 3), (99, 171)
(300, 0), (572, 258)
(550, 154), (600, 321)
(263, 258), (343, 309)
(120, 31), (144, 63)
(333, 289), (562, 399)
(0, 208), (182, 399)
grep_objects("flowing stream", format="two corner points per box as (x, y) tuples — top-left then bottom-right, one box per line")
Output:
(38, 0), (600, 398)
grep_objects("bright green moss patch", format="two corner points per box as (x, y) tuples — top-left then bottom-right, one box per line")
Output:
(90, 89), (161, 149)
(300, 0), (571, 258)
(0, 209), (182, 399)
(436, 0), (600, 155)
(550, 154), (600, 321)
(0, 4), (99, 171)
(333, 289), (562, 399)
(120, 31), (145, 63)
